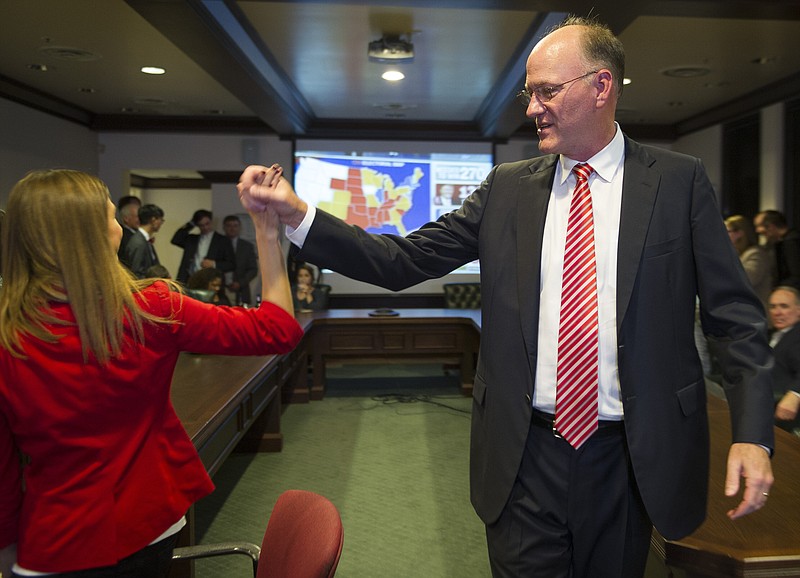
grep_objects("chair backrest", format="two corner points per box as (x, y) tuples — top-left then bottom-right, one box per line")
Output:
(443, 282), (481, 309)
(186, 288), (217, 303)
(258, 489), (344, 578)
(315, 284), (331, 309)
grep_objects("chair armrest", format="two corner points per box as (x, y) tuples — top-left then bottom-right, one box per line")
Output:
(172, 541), (261, 576)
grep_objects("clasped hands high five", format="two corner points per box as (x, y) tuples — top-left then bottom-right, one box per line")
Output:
(237, 164), (308, 230)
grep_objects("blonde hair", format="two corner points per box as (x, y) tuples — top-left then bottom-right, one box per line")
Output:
(0, 169), (179, 363)
(724, 214), (758, 255)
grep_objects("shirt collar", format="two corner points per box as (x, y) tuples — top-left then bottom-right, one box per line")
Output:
(557, 122), (625, 186)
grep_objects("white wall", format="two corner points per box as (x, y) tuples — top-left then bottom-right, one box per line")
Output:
(97, 132), (292, 200)
(672, 124), (724, 203)
(0, 98), (98, 206)
(761, 103), (784, 211)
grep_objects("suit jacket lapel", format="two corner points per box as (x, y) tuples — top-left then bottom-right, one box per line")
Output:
(517, 157), (557, 356)
(617, 138), (660, 330)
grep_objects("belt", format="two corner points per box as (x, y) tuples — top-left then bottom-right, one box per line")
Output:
(531, 409), (624, 438)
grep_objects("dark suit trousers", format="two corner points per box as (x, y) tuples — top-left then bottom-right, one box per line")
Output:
(485, 417), (651, 578)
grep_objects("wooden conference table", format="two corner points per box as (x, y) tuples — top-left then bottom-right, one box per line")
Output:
(170, 308), (800, 577)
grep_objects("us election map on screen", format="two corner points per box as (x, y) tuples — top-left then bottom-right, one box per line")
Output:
(293, 151), (493, 238)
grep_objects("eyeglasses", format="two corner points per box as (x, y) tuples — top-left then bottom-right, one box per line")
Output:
(516, 70), (598, 106)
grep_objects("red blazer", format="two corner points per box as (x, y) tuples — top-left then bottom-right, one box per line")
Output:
(0, 282), (302, 572)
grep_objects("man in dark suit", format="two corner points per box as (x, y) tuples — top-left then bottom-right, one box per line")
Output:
(116, 195), (141, 269)
(223, 214), (258, 305)
(754, 209), (800, 289)
(238, 16), (774, 577)
(769, 286), (800, 433)
(171, 209), (236, 284)
(125, 204), (165, 279)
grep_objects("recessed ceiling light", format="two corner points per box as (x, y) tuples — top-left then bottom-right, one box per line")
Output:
(141, 66), (166, 75)
(382, 70), (405, 81)
(660, 66), (710, 78)
(27, 63), (49, 72)
(134, 97), (168, 106)
(751, 56), (776, 65)
(38, 46), (100, 62)
(78, 87), (96, 93)
(623, 78), (632, 85)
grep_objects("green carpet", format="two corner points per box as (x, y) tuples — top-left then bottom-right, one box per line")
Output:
(193, 363), (491, 577)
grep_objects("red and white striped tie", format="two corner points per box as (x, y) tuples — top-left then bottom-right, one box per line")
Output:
(555, 163), (599, 449)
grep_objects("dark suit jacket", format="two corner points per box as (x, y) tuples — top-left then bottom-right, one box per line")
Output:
(295, 136), (775, 540)
(772, 324), (800, 431)
(231, 237), (258, 305)
(124, 230), (158, 279)
(171, 225), (235, 284)
(776, 228), (800, 289)
(117, 225), (137, 269)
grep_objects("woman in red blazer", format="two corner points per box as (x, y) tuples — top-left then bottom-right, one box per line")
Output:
(0, 167), (300, 577)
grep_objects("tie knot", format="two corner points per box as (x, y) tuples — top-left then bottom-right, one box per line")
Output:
(573, 163), (593, 183)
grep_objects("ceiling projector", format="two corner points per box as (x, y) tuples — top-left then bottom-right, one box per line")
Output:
(368, 36), (414, 63)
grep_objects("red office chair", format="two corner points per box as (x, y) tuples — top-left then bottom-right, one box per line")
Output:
(172, 489), (344, 578)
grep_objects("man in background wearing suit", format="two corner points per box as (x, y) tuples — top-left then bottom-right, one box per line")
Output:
(116, 195), (141, 269)
(223, 214), (258, 305)
(125, 203), (164, 279)
(754, 209), (800, 289)
(769, 286), (800, 434)
(171, 209), (236, 285)
(238, 16), (774, 577)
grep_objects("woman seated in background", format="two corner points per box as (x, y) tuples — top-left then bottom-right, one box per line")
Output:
(725, 215), (772, 310)
(292, 263), (329, 312)
(145, 263), (171, 279)
(0, 166), (301, 578)
(186, 267), (230, 305)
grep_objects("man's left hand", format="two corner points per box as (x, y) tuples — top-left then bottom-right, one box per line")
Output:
(725, 442), (774, 520)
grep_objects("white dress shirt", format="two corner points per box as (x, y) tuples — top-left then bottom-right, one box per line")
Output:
(533, 125), (626, 419)
(193, 232), (213, 274)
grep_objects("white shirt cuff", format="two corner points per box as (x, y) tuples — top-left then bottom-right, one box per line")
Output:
(285, 204), (317, 248)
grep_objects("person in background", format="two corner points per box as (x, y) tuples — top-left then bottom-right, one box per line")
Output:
(755, 209), (800, 289)
(125, 204), (165, 279)
(186, 267), (230, 306)
(171, 209), (236, 285)
(698, 215), (772, 381)
(0, 167), (301, 578)
(725, 215), (771, 311)
(291, 263), (328, 311)
(768, 286), (800, 434)
(223, 215), (258, 305)
(117, 195), (141, 269)
(145, 264), (171, 279)
(239, 16), (774, 577)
